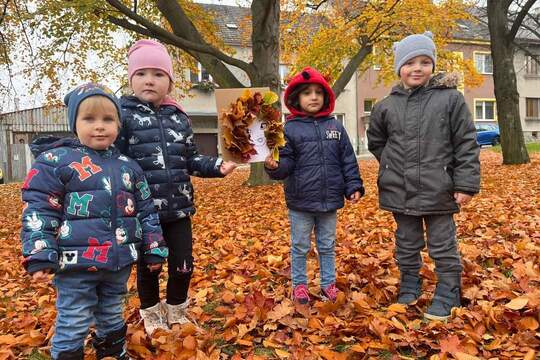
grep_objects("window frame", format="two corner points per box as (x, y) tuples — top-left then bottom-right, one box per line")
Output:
(474, 98), (497, 121)
(474, 51), (493, 75)
(525, 97), (540, 118)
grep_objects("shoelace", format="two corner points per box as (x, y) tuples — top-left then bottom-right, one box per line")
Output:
(324, 285), (338, 299)
(294, 285), (309, 299)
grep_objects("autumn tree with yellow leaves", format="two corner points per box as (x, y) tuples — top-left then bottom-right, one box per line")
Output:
(2, 0), (478, 184)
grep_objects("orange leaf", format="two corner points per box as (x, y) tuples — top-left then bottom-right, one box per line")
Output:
(505, 296), (528, 310)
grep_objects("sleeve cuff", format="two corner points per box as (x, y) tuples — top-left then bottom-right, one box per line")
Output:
(143, 254), (166, 264)
(26, 261), (59, 274)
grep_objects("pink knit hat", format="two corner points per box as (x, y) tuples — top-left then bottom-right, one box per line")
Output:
(127, 39), (174, 82)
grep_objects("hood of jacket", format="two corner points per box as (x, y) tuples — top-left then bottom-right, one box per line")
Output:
(284, 67), (335, 119)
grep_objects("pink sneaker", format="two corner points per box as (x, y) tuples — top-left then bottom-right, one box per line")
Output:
(321, 284), (338, 302)
(292, 284), (310, 304)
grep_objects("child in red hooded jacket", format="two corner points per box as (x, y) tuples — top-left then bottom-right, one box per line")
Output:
(265, 67), (364, 304)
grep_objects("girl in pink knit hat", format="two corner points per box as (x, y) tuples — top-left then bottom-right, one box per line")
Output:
(115, 39), (237, 335)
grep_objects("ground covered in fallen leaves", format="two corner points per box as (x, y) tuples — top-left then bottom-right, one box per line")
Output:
(0, 151), (539, 359)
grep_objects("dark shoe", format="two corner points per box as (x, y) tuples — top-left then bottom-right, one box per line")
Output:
(424, 273), (461, 321)
(56, 348), (84, 360)
(92, 324), (130, 359)
(397, 272), (422, 304)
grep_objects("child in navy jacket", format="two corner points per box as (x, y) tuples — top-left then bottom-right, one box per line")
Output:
(20, 83), (168, 360)
(265, 67), (364, 304)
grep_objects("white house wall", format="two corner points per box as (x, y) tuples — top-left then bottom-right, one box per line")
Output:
(515, 49), (540, 140)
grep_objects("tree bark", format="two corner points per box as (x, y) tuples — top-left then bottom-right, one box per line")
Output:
(487, 0), (529, 164)
(246, 0), (281, 186)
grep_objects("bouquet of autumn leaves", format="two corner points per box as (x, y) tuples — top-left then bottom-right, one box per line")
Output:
(220, 89), (286, 162)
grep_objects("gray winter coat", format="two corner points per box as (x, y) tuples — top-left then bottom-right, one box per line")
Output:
(367, 73), (480, 216)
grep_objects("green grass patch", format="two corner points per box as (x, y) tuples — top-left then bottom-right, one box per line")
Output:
(28, 349), (50, 360)
(334, 344), (351, 353)
(254, 346), (276, 356)
(491, 142), (540, 153)
(202, 301), (220, 315)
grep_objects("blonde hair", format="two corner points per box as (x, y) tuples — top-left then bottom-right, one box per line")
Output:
(77, 96), (121, 127)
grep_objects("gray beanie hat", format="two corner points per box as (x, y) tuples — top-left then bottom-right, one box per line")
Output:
(393, 31), (436, 76)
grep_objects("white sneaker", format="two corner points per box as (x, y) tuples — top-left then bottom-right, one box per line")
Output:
(139, 302), (169, 335)
(162, 299), (192, 326)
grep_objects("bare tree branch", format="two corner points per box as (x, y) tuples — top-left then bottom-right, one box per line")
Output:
(332, 37), (372, 97)
(0, 0), (10, 26)
(105, 0), (251, 75)
(306, 0), (330, 11)
(508, 0), (537, 40)
(520, 22), (540, 39)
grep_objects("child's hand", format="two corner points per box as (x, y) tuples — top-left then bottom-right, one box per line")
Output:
(348, 191), (361, 203)
(454, 192), (472, 205)
(147, 263), (162, 272)
(264, 155), (278, 170)
(220, 161), (237, 176)
(32, 270), (51, 283)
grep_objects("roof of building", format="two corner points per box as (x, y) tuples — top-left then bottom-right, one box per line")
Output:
(201, 3), (539, 46)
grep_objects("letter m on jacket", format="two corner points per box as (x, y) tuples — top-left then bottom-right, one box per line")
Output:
(67, 193), (93, 216)
(69, 156), (102, 181)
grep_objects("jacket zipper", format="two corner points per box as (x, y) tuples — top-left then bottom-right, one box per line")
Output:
(156, 110), (173, 217)
(106, 159), (119, 270)
(314, 120), (328, 211)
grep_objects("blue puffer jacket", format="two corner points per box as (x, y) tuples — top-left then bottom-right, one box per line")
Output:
(20, 137), (168, 274)
(267, 117), (364, 212)
(115, 96), (223, 223)
(266, 67), (364, 212)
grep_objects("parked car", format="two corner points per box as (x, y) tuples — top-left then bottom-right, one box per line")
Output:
(475, 124), (500, 146)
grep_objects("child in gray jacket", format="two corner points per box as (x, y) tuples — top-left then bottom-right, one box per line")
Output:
(367, 32), (480, 320)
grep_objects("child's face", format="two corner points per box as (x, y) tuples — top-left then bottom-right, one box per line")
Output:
(399, 55), (433, 88)
(75, 97), (119, 150)
(131, 68), (172, 107)
(298, 84), (325, 115)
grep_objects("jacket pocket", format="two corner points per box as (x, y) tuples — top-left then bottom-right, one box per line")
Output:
(442, 166), (454, 193)
(377, 164), (389, 187)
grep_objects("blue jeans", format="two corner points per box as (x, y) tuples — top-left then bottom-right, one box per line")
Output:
(288, 209), (337, 288)
(51, 266), (131, 359)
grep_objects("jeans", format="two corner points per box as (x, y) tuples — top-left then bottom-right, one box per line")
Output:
(137, 218), (193, 308)
(393, 213), (462, 275)
(50, 266), (131, 359)
(288, 209), (337, 288)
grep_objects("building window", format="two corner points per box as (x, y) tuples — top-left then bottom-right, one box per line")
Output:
(474, 52), (493, 74)
(526, 55), (539, 75)
(335, 114), (345, 126)
(190, 63), (212, 83)
(475, 100), (496, 121)
(363, 99), (375, 114)
(526, 98), (540, 118)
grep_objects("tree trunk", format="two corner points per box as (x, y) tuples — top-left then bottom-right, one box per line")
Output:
(246, 0), (281, 186)
(487, 0), (529, 164)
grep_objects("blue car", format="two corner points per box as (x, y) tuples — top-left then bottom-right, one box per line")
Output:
(475, 124), (500, 146)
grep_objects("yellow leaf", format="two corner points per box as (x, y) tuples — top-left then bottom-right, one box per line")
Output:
(519, 317), (539, 330)
(524, 350), (536, 360)
(454, 352), (481, 360)
(505, 296), (528, 310)
(388, 303), (407, 313)
(275, 348), (290, 358)
(272, 146), (280, 161)
(262, 91), (279, 105)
